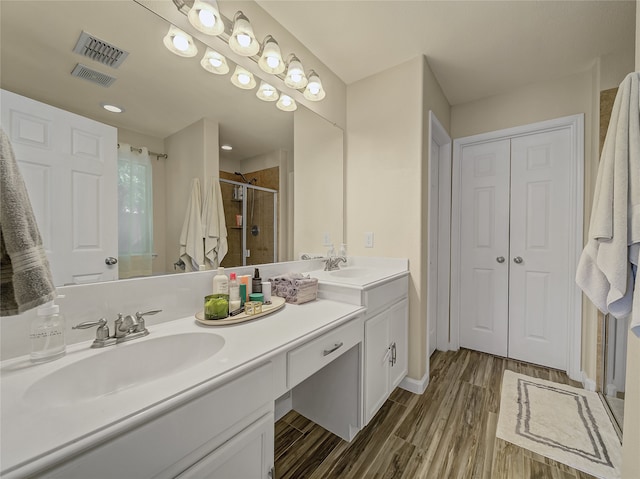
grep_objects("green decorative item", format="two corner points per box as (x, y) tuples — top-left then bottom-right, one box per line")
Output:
(204, 294), (229, 320)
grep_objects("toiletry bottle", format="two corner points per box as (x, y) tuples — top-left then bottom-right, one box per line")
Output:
(229, 272), (241, 313)
(239, 283), (247, 307)
(252, 268), (262, 293)
(339, 243), (348, 266)
(30, 297), (66, 363)
(212, 267), (229, 295)
(327, 244), (336, 257)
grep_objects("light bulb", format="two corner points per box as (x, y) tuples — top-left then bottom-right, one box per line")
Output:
(238, 73), (250, 85)
(285, 55), (308, 89)
(198, 9), (216, 27)
(237, 34), (251, 48)
(263, 89), (274, 97)
(200, 48), (229, 74)
(209, 57), (222, 68)
(231, 66), (256, 89)
(291, 72), (302, 83)
(282, 97), (291, 106)
(303, 70), (326, 101)
(172, 35), (189, 52)
(309, 83), (320, 95)
(266, 56), (280, 69)
(276, 94), (297, 111)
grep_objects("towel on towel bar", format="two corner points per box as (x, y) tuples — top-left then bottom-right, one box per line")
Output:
(179, 178), (204, 272)
(0, 128), (56, 316)
(576, 72), (640, 336)
(202, 178), (228, 269)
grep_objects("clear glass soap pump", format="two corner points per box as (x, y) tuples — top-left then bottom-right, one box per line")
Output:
(30, 296), (66, 363)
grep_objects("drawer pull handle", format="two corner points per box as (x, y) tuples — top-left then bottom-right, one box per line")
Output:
(323, 342), (344, 356)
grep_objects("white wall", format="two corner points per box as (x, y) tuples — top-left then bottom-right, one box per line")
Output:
(622, 4), (639, 476)
(346, 56), (450, 382)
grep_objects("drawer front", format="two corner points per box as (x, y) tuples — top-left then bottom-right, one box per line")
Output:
(287, 317), (363, 389)
(364, 276), (409, 315)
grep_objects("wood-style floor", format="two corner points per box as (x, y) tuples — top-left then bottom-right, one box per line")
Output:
(274, 348), (599, 479)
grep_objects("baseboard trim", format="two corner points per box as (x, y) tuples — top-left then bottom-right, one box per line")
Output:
(581, 371), (596, 392)
(399, 372), (429, 395)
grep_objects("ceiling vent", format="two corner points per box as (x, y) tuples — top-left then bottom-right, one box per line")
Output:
(71, 64), (117, 88)
(72, 31), (129, 68)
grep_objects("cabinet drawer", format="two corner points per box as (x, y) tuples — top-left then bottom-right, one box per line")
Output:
(364, 276), (409, 315)
(287, 318), (363, 389)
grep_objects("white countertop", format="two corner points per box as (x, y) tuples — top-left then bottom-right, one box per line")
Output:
(0, 298), (364, 477)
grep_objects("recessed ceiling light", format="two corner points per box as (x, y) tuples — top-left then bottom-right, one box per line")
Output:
(221, 144), (233, 151)
(101, 103), (124, 113)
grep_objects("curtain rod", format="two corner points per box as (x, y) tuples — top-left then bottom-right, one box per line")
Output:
(117, 143), (168, 159)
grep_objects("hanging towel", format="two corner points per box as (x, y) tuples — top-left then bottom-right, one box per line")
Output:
(576, 72), (640, 336)
(179, 178), (204, 272)
(0, 128), (56, 316)
(201, 177), (228, 269)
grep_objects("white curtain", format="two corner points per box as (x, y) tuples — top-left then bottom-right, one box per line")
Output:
(118, 143), (153, 279)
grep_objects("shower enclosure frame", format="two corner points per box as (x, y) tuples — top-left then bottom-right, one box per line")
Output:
(219, 178), (278, 266)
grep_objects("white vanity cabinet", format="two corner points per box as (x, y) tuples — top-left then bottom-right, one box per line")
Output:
(363, 277), (409, 425)
(41, 363), (275, 479)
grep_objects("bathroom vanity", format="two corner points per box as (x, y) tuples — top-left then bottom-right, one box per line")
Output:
(0, 258), (408, 478)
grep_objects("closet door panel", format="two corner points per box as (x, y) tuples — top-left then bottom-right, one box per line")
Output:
(458, 139), (511, 357)
(508, 129), (571, 370)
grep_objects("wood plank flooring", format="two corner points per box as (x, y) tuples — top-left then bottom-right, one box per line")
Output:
(274, 348), (599, 479)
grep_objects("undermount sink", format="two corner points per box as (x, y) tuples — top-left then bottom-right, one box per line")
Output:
(24, 332), (225, 406)
(329, 267), (372, 278)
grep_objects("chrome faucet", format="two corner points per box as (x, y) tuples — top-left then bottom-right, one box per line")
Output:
(324, 256), (346, 271)
(73, 310), (162, 348)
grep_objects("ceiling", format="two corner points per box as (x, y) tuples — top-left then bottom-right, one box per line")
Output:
(257, 0), (636, 105)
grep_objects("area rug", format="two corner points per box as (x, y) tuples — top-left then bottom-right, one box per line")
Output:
(496, 370), (621, 479)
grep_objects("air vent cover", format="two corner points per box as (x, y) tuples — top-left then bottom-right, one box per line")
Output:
(71, 63), (116, 88)
(73, 31), (129, 68)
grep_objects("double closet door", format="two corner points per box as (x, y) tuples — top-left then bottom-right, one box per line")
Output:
(458, 128), (572, 370)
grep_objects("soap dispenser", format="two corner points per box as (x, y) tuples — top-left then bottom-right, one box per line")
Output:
(30, 296), (66, 363)
(252, 268), (262, 293)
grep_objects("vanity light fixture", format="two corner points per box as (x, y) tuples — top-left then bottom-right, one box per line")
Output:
(303, 70), (326, 101)
(276, 94), (297, 112)
(187, 0), (224, 36)
(230, 65), (256, 90)
(101, 103), (124, 113)
(256, 81), (279, 102)
(229, 11), (259, 57)
(258, 35), (284, 75)
(200, 48), (229, 75)
(163, 25), (197, 57)
(284, 54), (308, 89)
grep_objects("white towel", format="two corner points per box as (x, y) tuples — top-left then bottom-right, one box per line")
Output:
(576, 72), (640, 336)
(201, 177), (228, 269)
(0, 128), (56, 315)
(179, 178), (204, 272)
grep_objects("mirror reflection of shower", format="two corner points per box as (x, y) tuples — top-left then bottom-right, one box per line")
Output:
(235, 173), (260, 237)
(220, 176), (278, 267)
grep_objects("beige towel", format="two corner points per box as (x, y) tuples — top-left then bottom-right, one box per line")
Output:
(0, 128), (56, 316)
(202, 177), (228, 269)
(179, 178), (204, 272)
(576, 72), (640, 336)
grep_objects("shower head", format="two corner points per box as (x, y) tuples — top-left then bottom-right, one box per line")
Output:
(234, 172), (250, 183)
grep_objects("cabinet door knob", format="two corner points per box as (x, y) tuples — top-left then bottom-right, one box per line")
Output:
(513, 256), (523, 264)
(105, 256), (118, 265)
(496, 256), (505, 263)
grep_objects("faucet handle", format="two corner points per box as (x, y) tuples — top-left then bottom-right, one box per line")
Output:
(72, 318), (110, 340)
(135, 310), (162, 320)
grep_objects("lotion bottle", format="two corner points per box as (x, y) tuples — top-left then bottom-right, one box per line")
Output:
(212, 267), (229, 295)
(229, 272), (241, 312)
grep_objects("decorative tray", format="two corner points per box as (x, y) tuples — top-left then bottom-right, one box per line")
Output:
(195, 296), (286, 326)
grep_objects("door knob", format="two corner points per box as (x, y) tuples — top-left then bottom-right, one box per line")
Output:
(496, 256), (505, 263)
(513, 256), (523, 264)
(105, 257), (118, 265)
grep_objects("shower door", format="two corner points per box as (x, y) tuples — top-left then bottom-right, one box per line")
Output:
(219, 179), (277, 267)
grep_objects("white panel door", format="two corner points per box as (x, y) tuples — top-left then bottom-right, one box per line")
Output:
(427, 138), (439, 357)
(508, 129), (571, 370)
(1, 89), (118, 285)
(458, 139), (511, 357)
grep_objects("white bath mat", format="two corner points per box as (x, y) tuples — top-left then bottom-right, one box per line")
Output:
(496, 370), (621, 479)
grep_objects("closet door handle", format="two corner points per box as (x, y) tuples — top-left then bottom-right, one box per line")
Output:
(513, 256), (523, 264)
(496, 256), (505, 263)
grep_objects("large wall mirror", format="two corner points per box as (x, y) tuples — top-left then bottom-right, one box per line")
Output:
(0, 0), (344, 286)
